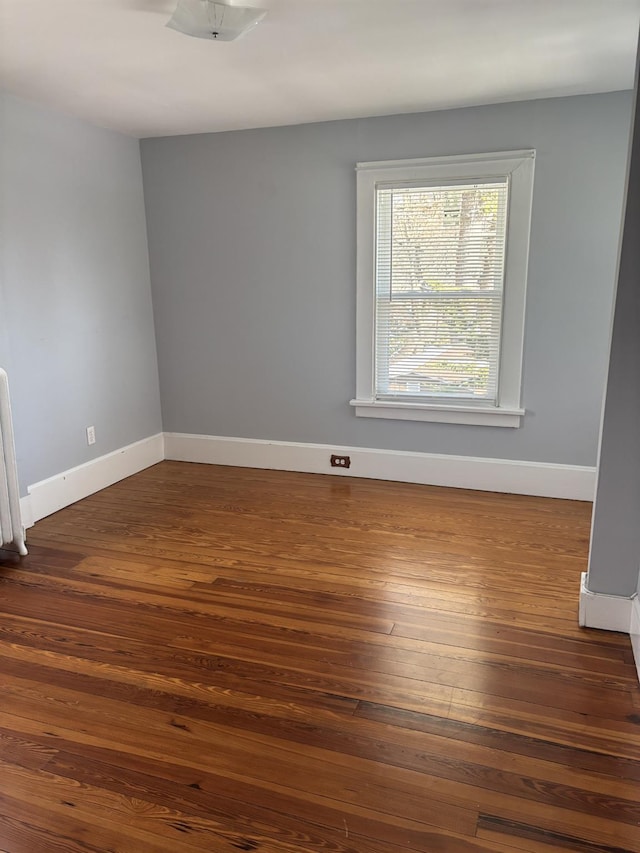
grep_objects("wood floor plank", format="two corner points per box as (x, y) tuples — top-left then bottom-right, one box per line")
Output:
(5, 676), (639, 843)
(1, 462), (638, 852)
(476, 814), (639, 853)
(0, 768), (549, 853)
(354, 700), (640, 779)
(0, 683), (479, 837)
(1, 628), (634, 767)
(1, 569), (634, 719)
(18, 737), (490, 853)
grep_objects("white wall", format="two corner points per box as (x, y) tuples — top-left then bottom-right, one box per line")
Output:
(0, 95), (162, 493)
(141, 92), (632, 467)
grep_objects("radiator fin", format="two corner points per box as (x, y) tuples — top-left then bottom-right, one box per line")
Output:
(0, 369), (27, 555)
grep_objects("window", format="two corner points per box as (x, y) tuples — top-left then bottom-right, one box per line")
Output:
(351, 151), (535, 427)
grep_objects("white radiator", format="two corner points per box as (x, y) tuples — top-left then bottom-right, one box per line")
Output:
(0, 368), (27, 555)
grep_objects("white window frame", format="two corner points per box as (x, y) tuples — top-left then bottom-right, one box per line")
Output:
(351, 150), (535, 428)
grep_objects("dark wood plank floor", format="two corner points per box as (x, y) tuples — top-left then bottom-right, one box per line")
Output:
(1, 461), (639, 853)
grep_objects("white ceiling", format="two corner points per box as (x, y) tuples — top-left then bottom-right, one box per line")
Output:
(1, 0), (639, 138)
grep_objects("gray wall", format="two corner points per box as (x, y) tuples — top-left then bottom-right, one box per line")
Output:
(0, 279), (13, 384)
(587, 83), (640, 598)
(142, 92), (632, 466)
(0, 95), (162, 493)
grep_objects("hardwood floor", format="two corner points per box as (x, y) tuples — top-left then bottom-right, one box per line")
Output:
(0, 461), (638, 853)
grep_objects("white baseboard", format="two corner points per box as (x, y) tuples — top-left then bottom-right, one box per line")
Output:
(579, 574), (640, 685)
(18, 430), (595, 529)
(631, 596), (640, 683)
(163, 432), (596, 500)
(22, 433), (165, 525)
(578, 571), (634, 633)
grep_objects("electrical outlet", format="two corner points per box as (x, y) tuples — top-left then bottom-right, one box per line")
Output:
(330, 454), (351, 469)
(86, 425), (96, 446)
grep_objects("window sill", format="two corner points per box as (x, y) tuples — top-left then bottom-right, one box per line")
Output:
(349, 399), (524, 427)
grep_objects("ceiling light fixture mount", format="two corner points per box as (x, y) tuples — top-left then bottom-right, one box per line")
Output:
(166, 0), (266, 42)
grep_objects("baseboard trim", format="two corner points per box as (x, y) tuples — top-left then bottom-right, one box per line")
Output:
(631, 595), (640, 683)
(578, 572), (634, 633)
(580, 574), (640, 685)
(163, 433), (596, 500)
(24, 433), (165, 525)
(19, 431), (596, 528)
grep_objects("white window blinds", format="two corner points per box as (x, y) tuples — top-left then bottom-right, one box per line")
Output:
(375, 179), (509, 404)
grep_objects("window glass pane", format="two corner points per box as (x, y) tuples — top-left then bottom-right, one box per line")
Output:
(375, 180), (508, 402)
(381, 296), (502, 399)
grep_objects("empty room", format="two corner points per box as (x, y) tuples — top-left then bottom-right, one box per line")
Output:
(1, 0), (640, 851)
